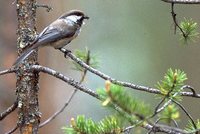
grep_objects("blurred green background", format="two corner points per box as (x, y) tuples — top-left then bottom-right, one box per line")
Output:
(0, 0), (200, 133)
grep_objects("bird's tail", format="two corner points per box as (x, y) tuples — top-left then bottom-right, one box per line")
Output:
(13, 47), (36, 66)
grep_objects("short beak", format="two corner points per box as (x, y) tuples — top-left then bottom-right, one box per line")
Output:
(84, 15), (89, 20)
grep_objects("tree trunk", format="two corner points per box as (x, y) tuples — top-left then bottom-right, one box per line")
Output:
(16, 0), (40, 133)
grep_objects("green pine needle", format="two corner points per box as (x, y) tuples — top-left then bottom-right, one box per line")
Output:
(156, 68), (187, 100)
(180, 18), (199, 43)
(97, 83), (152, 118)
(185, 119), (200, 133)
(62, 115), (122, 134)
(159, 104), (180, 124)
(71, 48), (100, 72)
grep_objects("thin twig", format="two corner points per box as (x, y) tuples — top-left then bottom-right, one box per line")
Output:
(39, 50), (91, 127)
(152, 97), (168, 117)
(155, 118), (179, 128)
(115, 97), (185, 134)
(119, 104), (186, 134)
(34, 4), (52, 12)
(0, 68), (16, 76)
(162, 0), (200, 4)
(151, 91), (180, 119)
(155, 99), (172, 115)
(123, 125), (134, 133)
(147, 118), (178, 134)
(171, 3), (187, 38)
(39, 89), (77, 128)
(5, 125), (18, 134)
(181, 85), (197, 97)
(143, 123), (188, 134)
(172, 99), (198, 134)
(151, 87), (175, 118)
(59, 48), (200, 98)
(0, 101), (18, 120)
(30, 65), (99, 99)
(145, 122), (187, 134)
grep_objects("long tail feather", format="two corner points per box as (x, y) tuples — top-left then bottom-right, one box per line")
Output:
(13, 47), (35, 66)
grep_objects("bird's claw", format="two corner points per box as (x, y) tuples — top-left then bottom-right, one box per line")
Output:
(58, 48), (71, 58)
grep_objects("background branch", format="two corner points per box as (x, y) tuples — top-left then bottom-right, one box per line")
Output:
(34, 3), (52, 12)
(39, 90), (76, 128)
(0, 101), (17, 120)
(162, 0), (200, 4)
(30, 65), (99, 99)
(0, 68), (16, 76)
(5, 125), (18, 134)
(60, 48), (200, 98)
(39, 50), (90, 127)
(172, 99), (198, 133)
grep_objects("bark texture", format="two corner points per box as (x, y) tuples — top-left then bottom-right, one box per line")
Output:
(16, 0), (40, 133)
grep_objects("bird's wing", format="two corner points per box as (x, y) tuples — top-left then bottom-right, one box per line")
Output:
(13, 20), (78, 65)
(34, 20), (78, 48)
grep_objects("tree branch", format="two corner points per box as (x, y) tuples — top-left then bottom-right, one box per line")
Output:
(170, 3), (187, 38)
(182, 85), (197, 97)
(172, 99), (198, 134)
(39, 51), (90, 127)
(5, 125), (18, 134)
(162, 0), (200, 4)
(59, 48), (200, 98)
(0, 101), (17, 120)
(29, 65), (99, 99)
(29, 64), (198, 134)
(34, 3), (52, 12)
(147, 118), (179, 134)
(0, 68), (16, 76)
(143, 123), (188, 134)
(39, 89), (76, 128)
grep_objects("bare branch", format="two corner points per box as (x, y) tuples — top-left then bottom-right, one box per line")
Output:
(0, 68), (16, 76)
(34, 3), (52, 12)
(181, 85), (197, 96)
(39, 89), (77, 128)
(172, 100), (198, 134)
(5, 125), (18, 134)
(29, 65), (99, 99)
(40, 51), (90, 127)
(155, 118), (179, 128)
(151, 91), (180, 118)
(124, 120), (187, 134)
(162, 0), (200, 4)
(171, 3), (187, 38)
(59, 48), (200, 99)
(128, 118), (188, 134)
(143, 123), (188, 134)
(147, 118), (179, 134)
(0, 101), (17, 120)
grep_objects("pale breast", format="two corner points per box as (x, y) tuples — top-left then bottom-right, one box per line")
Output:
(49, 19), (81, 49)
(51, 37), (73, 49)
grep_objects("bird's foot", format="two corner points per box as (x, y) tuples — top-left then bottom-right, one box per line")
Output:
(58, 48), (71, 58)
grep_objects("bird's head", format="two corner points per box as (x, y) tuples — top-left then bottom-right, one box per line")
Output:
(59, 10), (89, 26)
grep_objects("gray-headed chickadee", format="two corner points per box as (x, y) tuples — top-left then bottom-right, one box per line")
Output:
(14, 10), (89, 65)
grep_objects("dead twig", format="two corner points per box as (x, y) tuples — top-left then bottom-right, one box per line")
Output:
(59, 48), (200, 99)
(0, 101), (18, 120)
(34, 3), (52, 12)
(162, 0), (200, 4)
(39, 50), (91, 127)
(5, 125), (18, 134)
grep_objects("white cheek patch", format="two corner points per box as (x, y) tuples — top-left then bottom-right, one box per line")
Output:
(66, 15), (82, 23)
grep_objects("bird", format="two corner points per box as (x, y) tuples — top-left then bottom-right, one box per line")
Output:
(14, 10), (89, 65)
